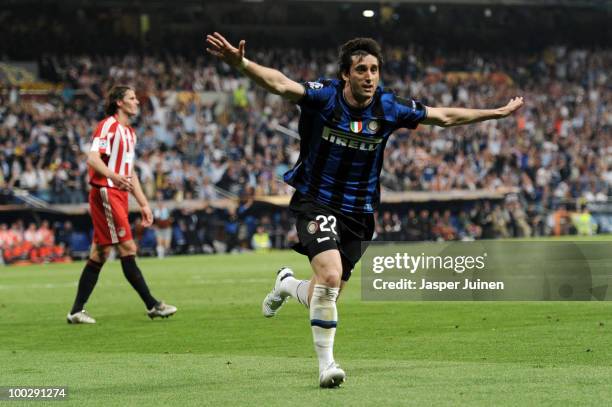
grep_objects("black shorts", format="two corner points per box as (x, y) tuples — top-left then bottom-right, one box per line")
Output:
(290, 191), (375, 281)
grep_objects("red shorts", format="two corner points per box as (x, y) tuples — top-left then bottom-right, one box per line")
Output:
(89, 186), (133, 245)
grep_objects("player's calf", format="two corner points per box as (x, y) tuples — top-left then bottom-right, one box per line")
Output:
(310, 284), (339, 378)
(68, 258), (104, 317)
(308, 250), (343, 386)
(120, 254), (158, 309)
(280, 275), (311, 309)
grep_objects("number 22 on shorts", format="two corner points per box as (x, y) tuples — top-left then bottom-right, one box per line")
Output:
(316, 215), (337, 235)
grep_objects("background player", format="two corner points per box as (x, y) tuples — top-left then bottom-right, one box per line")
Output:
(67, 85), (177, 324)
(206, 32), (523, 387)
(153, 191), (172, 259)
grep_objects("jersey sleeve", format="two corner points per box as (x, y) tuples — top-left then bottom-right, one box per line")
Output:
(394, 96), (428, 129)
(90, 119), (113, 155)
(297, 80), (336, 110)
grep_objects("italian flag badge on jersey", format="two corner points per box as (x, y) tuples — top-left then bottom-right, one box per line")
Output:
(350, 121), (363, 133)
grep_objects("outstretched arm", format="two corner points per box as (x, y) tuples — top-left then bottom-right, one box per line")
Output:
(422, 97), (524, 127)
(206, 32), (305, 103)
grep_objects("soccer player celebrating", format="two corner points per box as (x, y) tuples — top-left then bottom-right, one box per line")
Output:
(206, 33), (523, 387)
(67, 85), (177, 324)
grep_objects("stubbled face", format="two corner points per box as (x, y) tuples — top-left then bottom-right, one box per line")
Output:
(343, 54), (380, 103)
(117, 89), (139, 116)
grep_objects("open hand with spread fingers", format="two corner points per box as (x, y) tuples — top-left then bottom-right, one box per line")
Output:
(498, 97), (524, 117)
(205, 32), (245, 68)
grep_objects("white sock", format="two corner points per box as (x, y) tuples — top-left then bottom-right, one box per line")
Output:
(310, 284), (339, 373)
(280, 276), (310, 308)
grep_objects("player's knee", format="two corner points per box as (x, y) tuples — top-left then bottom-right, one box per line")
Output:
(90, 254), (107, 264)
(90, 245), (110, 264)
(323, 273), (341, 288)
(317, 265), (342, 287)
(118, 240), (137, 256)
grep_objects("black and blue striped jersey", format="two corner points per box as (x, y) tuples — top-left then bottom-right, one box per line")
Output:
(283, 78), (427, 214)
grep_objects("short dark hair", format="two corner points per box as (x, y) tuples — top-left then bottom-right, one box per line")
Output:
(105, 85), (133, 116)
(337, 38), (383, 80)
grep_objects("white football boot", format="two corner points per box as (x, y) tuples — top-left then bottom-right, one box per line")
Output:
(147, 301), (178, 319)
(66, 310), (96, 324)
(262, 267), (294, 318)
(319, 362), (346, 388)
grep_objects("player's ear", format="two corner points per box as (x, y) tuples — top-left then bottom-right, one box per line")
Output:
(341, 69), (350, 82)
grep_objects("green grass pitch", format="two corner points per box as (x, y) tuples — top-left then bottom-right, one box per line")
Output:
(1, 238), (612, 405)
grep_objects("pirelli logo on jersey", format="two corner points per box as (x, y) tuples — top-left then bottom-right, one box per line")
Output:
(321, 126), (383, 151)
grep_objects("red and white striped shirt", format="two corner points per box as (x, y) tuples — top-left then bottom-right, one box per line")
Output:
(89, 115), (137, 189)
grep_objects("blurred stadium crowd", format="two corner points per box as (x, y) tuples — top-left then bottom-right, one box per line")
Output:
(0, 199), (600, 265)
(0, 45), (610, 262)
(0, 220), (70, 265)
